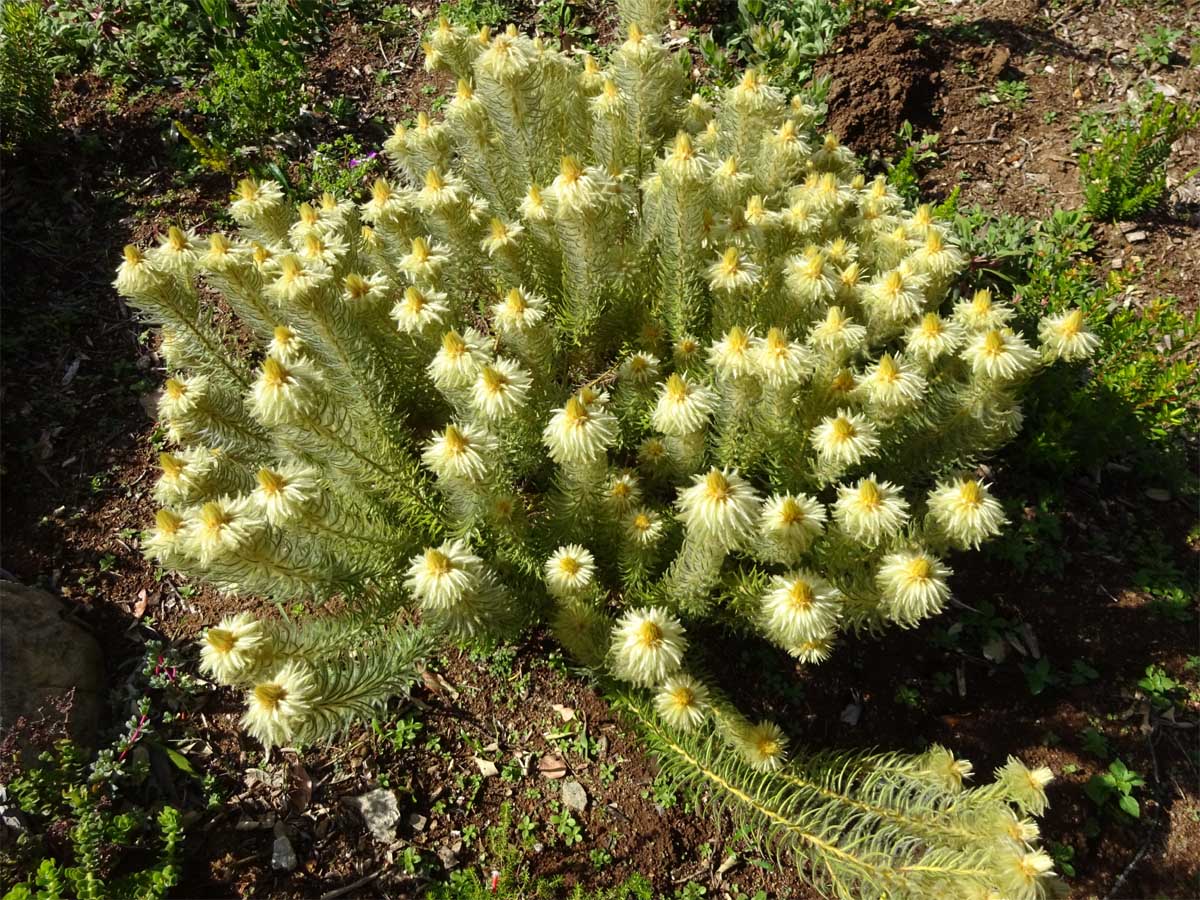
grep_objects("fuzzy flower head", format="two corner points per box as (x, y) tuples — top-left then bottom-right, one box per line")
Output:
(422, 422), (496, 482)
(807, 306), (867, 357)
(654, 674), (710, 731)
(919, 745), (974, 793)
(472, 357), (532, 422)
(186, 497), (262, 565)
(738, 720), (788, 772)
(995, 848), (1056, 900)
(858, 353), (926, 409)
(625, 507), (666, 547)
(251, 355), (322, 426)
(200, 612), (265, 685)
(810, 410), (880, 470)
(708, 326), (758, 380)
(961, 328), (1040, 380)
(543, 394), (617, 465)
(877, 548), (952, 627)
(997, 757), (1054, 816)
(905, 312), (965, 363)
(833, 477), (910, 547)
(604, 470), (642, 515)
(759, 493), (826, 561)
(952, 288), (1014, 332)
(544, 544), (596, 597)
(707, 246), (760, 293)
(610, 607), (687, 687)
(427, 328), (490, 393)
(241, 662), (316, 747)
(144, 509), (188, 565)
(754, 328), (809, 388)
(1038, 308), (1099, 362)
(760, 570), (842, 650)
(676, 468), (760, 550)
(492, 287), (546, 336)
(405, 540), (483, 609)
(618, 351), (661, 389)
(392, 285), (450, 336)
(253, 464), (320, 525)
(399, 236), (449, 283)
(652, 373), (716, 436)
(927, 477), (1007, 549)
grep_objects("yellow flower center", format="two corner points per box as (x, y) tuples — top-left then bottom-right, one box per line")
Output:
(441, 331), (467, 358)
(207, 627), (236, 654)
(704, 470), (730, 502)
(480, 366), (509, 393)
(167, 226), (188, 252)
(256, 468), (287, 496)
(155, 509), (183, 535)
(262, 357), (290, 389)
(424, 169), (446, 192)
(633, 513), (652, 532)
(558, 556), (582, 577)
(920, 313), (943, 338)
(254, 683), (287, 711)
(559, 156), (583, 185)
(278, 256), (303, 283)
(857, 481), (882, 510)
(489, 218), (510, 243)
(199, 501), (232, 536)
(830, 417), (855, 442)
(787, 579), (814, 610)
(424, 549), (452, 577)
(876, 355), (900, 384)
(905, 557), (932, 582)
(410, 237), (431, 264)
(671, 686), (695, 708)
(443, 425), (468, 455)
(1059, 309), (1083, 338)
(209, 234), (230, 256)
(725, 326), (750, 355)
(779, 498), (805, 526)
(665, 373), (690, 403)
(123, 244), (143, 266)
(958, 480), (983, 508)
(982, 330), (1005, 356)
(671, 131), (694, 161)
(164, 378), (188, 401)
(564, 396), (589, 426)
(344, 274), (370, 300)
(719, 247), (743, 277)
(371, 179), (392, 204)
(635, 619), (663, 647)
(611, 481), (631, 500)
(297, 203), (318, 227)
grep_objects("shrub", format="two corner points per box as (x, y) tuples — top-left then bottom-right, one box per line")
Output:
(115, 3), (1094, 895)
(1079, 92), (1200, 221)
(0, 0), (57, 154)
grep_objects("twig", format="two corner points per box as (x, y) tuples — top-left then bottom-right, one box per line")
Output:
(320, 868), (383, 900)
(946, 122), (1002, 147)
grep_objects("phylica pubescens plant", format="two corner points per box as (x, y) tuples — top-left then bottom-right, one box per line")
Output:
(115, 2), (1096, 895)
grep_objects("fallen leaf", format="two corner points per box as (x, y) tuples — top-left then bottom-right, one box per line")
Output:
(288, 757), (312, 813)
(133, 588), (148, 619)
(474, 757), (498, 778)
(538, 754), (567, 779)
(552, 704), (576, 722)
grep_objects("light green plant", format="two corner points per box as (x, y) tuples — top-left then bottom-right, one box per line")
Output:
(114, 4), (1095, 896)
(1079, 93), (1199, 221)
(0, 0), (57, 154)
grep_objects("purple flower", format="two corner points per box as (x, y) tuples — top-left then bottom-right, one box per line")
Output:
(348, 152), (379, 169)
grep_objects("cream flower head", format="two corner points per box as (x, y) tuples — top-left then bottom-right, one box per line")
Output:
(241, 661), (316, 747)
(754, 328), (809, 388)
(428, 328), (491, 393)
(858, 353), (927, 409)
(996, 757), (1054, 816)
(200, 612), (265, 685)
(251, 355), (322, 427)
(252, 463), (320, 525)
(472, 357), (532, 422)
(422, 422), (496, 482)
(392, 285), (450, 336)
(625, 507), (666, 547)
(927, 477), (1007, 549)
(652, 373), (717, 436)
(918, 744), (974, 792)
(759, 493), (827, 561)
(1038, 308), (1099, 362)
(604, 470), (642, 515)
(610, 607), (687, 686)
(905, 312), (965, 363)
(544, 544), (596, 597)
(707, 246), (760, 293)
(876, 548), (952, 627)
(952, 288), (1013, 332)
(810, 410), (880, 469)
(405, 540), (483, 609)
(961, 328), (1040, 380)
(492, 286), (546, 336)
(833, 477), (910, 547)
(708, 326), (758, 380)
(185, 496), (262, 565)
(738, 720), (788, 772)
(654, 674), (710, 731)
(676, 468), (760, 550)
(543, 394), (617, 465)
(807, 306), (867, 357)
(760, 570), (842, 650)
(618, 351), (661, 388)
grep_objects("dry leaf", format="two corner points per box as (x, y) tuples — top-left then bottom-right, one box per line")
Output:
(133, 588), (148, 619)
(538, 754), (567, 779)
(552, 704), (576, 722)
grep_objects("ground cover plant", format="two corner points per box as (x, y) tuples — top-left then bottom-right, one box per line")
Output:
(107, 1), (1116, 895)
(1, 0), (1198, 896)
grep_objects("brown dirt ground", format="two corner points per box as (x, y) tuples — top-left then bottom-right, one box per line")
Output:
(2, 1), (1198, 898)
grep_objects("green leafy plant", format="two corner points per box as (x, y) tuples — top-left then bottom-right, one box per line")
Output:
(1085, 759), (1145, 819)
(0, 0), (57, 153)
(114, 6), (1093, 895)
(1134, 26), (1183, 67)
(884, 120), (939, 204)
(308, 135), (384, 199)
(1079, 93), (1200, 221)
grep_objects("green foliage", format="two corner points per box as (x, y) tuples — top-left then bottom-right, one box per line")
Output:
(440, 0), (514, 29)
(698, 0), (849, 92)
(1084, 759), (1144, 819)
(1134, 26), (1183, 67)
(1079, 93), (1199, 221)
(0, 0), (57, 153)
(308, 135), (384, 199)
(884, 120), (939, 204)
(43, 0), (236, 85)
(3, 741), (183, 900)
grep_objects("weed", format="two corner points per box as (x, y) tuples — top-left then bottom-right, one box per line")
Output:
(0, 0), (57, 153)
(371, 714), (423, 751)
(1085, 759), (1145, 818)
(1079, 93), (1200, 220)
(885, 120), (940, 204)
(1134, 26), (1183, 67)
(549, 805), (583, 846)
(979, 78), (1030, 109)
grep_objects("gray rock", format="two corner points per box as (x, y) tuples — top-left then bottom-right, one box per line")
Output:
(561, 779), (588, 813)
(271, 823), (298, 872)
(0, 581), (105, 747)
(347, 788), (400, 843)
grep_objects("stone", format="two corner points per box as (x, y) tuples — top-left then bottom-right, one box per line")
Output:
(1125, 231), (1148, 243)
(271, 821), (298, 871)
(561, 779), (588, 812)
(347, 788), (401, 843)
(0, 581), (105, 747)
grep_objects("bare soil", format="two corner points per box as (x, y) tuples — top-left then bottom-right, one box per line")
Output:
(1, 1), (1197, 898)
